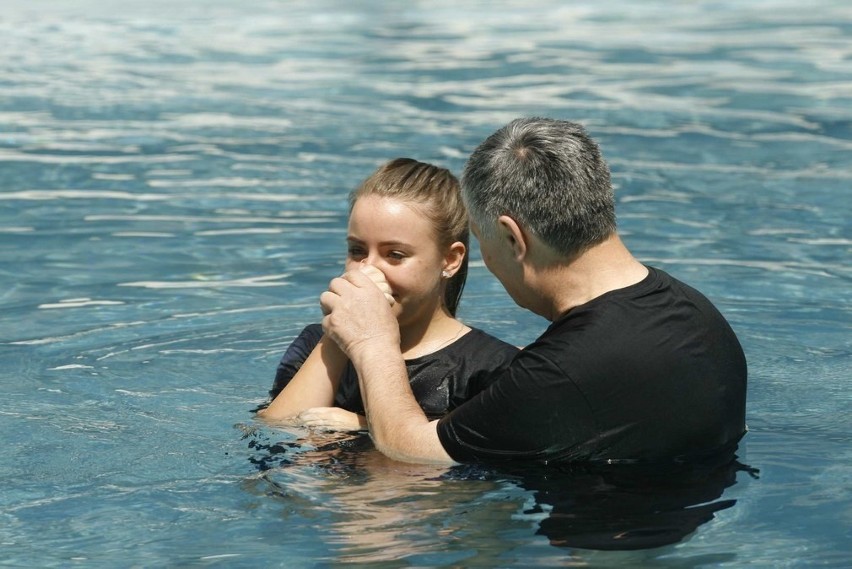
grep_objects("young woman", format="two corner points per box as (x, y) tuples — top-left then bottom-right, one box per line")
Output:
(257, 158), (518, 430)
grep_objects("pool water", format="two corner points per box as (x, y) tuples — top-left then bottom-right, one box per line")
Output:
(1, 0), (850, 566)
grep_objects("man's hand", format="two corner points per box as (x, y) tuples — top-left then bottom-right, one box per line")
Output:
(320, 266), (400, 360)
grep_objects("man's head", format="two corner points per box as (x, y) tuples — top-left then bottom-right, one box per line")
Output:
(461, 117), (617, 261)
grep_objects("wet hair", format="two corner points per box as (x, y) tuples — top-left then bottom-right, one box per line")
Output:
(349, 158), (469, 316)
(461, 117), (617, 258)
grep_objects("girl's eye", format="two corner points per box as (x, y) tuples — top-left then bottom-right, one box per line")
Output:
(347, 246), (366, 260)
(387, 251), (407, 261)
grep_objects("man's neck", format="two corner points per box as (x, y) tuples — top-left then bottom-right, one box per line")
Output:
(535, 235), (648, 320)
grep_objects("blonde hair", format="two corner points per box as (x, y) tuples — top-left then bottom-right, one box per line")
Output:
(349, 158), (469, 315)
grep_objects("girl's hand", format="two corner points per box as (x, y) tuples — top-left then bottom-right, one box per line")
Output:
(359, 264), (395, 306)
(298, 407), (368, 432)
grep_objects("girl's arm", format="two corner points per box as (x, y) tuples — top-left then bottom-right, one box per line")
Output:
(257, 335), (348, 421)
(298, 406), (368, 431)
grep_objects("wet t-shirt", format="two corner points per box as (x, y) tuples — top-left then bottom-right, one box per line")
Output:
(272, 325), (519, 419)
(436, 267), (748, 464)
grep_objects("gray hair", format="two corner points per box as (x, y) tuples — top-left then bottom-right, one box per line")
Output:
(461, 117), (617, 258)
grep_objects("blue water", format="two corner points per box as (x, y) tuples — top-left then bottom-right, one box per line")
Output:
(1, 0), (850, 566)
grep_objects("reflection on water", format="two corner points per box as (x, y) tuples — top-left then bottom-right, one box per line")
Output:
(243, 426), (757, 557)
(516, 458), (757, 552)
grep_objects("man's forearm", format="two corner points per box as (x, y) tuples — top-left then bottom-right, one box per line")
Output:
(319, 268), (455, 464)
(352, 346), (456, 465)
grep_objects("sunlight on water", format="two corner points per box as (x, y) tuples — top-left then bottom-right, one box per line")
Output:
(0, 0), (849, 566)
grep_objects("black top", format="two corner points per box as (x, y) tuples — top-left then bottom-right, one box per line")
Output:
(272, 324), (519, 419)
(437, 267), (748, 465)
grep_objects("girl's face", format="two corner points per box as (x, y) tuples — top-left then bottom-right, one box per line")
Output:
(346, 195), (457, 329)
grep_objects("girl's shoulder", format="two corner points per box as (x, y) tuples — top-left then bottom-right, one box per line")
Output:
(453, 327), (519, 357)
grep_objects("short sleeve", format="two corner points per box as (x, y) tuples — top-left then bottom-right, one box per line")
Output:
(269, 324), (324, 398)
(448, 331), (519, 409)
(436, 349), (598, 464)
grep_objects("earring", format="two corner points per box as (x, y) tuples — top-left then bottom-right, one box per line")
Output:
(441, 270), (450, 278)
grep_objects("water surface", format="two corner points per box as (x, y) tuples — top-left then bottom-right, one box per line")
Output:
(1, 0), (850, 566)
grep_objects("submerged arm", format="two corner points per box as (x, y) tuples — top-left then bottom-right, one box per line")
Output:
(298, 406), (368, 431)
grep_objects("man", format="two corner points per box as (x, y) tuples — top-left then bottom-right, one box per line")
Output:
(320, 117), (747, 465)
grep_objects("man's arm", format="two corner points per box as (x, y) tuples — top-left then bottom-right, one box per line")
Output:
(320, 268), (457, 465)
(351, 346), (454, 464)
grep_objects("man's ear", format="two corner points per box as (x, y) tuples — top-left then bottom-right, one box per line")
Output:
(496, 215), (528, 261)
(442, 241), (466, 276)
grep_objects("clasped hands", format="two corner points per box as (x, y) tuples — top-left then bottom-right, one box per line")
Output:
(319, 264), (399, 358)
(332, 263), (396, 306)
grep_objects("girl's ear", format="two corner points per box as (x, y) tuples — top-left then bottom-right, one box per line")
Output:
(496, 215), (528, 261)
(442, 241), (467, 276)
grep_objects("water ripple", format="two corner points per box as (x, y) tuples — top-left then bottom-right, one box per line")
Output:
(1, 1), (850, 566)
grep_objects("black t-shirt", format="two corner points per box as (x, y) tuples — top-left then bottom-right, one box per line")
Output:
(271, 324), (519, 419)
(437, 267), (747, 465)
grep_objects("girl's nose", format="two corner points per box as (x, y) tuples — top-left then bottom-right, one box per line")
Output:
(360, 254), (379, 267)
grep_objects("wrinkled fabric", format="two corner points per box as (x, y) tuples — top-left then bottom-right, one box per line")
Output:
(437, 267), (747, 464)
(272, 325), (519, 419)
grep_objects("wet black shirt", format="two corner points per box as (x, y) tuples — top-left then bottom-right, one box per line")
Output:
(272, 325), (519, 419)
(437, 267), (747, 464)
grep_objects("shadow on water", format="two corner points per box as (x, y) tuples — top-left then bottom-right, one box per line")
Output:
(238, 423), (758, 556)
(505, 456), (758, 552)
